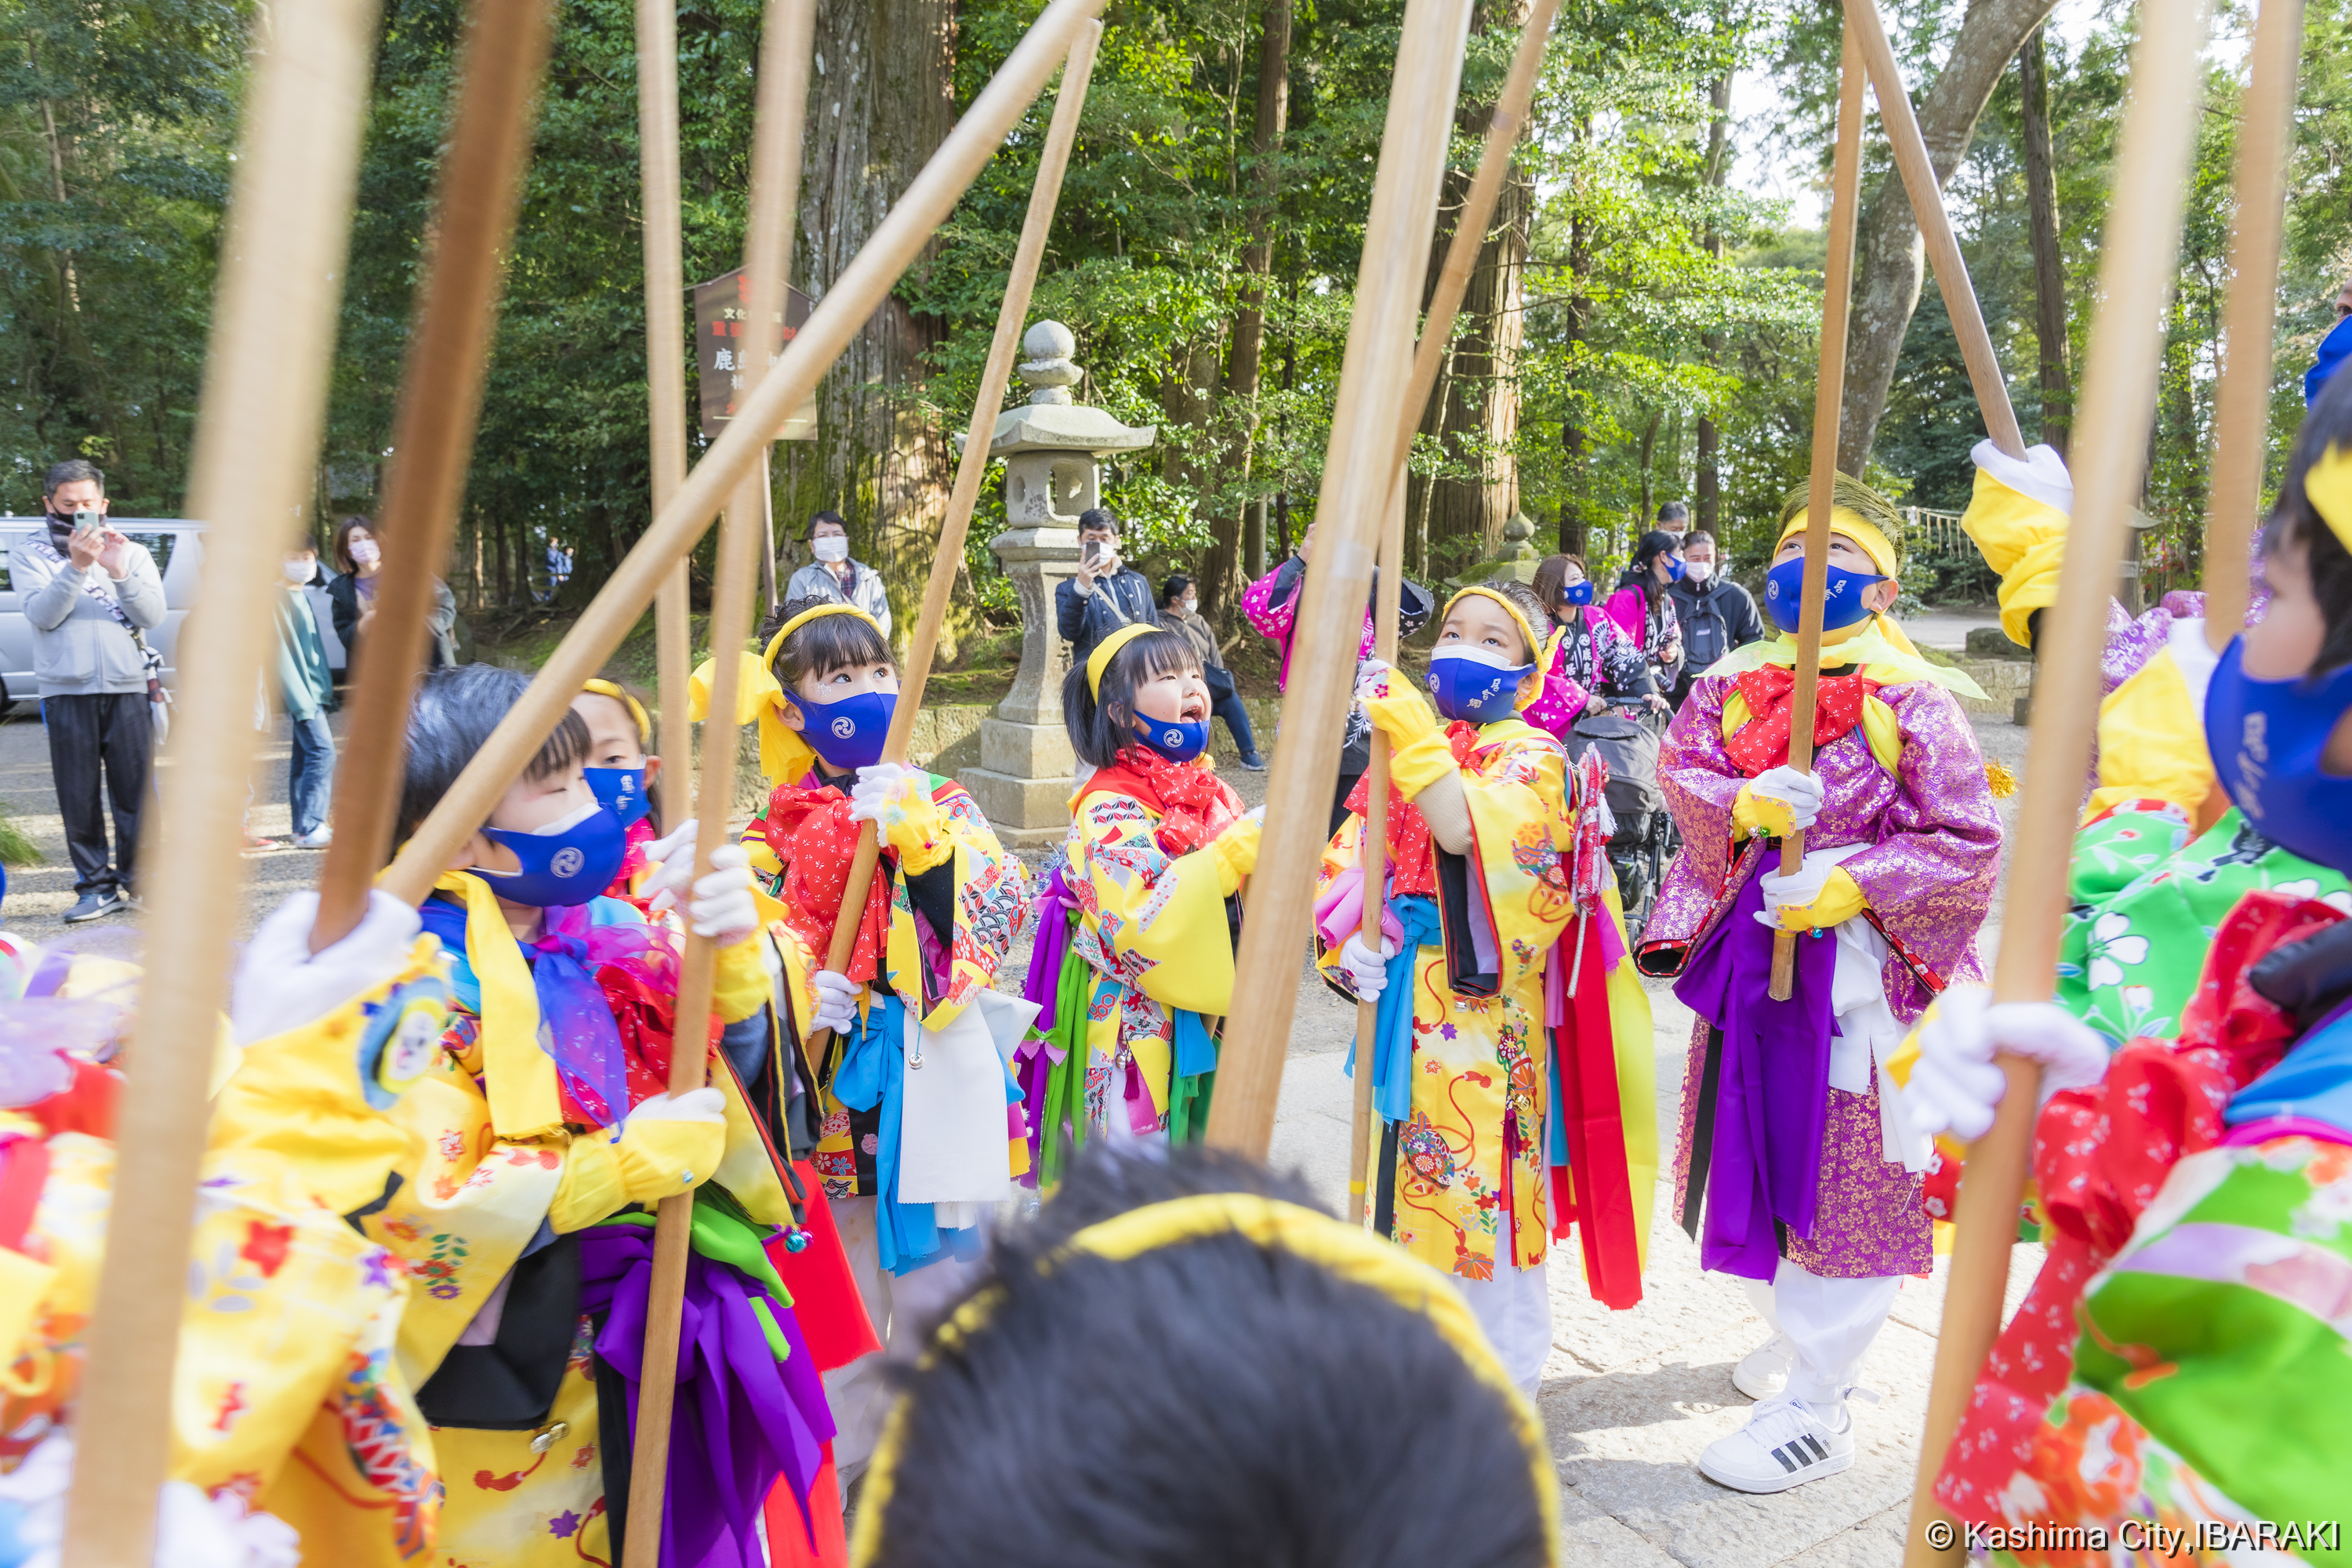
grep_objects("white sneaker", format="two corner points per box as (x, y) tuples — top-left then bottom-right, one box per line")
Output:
(1698, 1395), (1854, 1494)
(1732, 1331), (1795, 1400)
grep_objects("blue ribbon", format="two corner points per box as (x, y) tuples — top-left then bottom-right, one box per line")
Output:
(829, 990), (982, 1276)
(1344, 894), (1441, 1126)
(1172, 1007), (1218, 1080)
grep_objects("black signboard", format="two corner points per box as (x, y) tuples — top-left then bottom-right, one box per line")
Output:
(692, 266), (817, 441)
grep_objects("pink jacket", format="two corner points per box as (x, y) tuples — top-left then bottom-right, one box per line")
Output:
(1242, 562), (1374, 691)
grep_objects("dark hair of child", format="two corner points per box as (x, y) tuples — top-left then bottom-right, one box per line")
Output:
(859, 1143), (1551, 1568)
(1481, 579), (1550, 664)
(397, 663), (593, 845)
(2264, 361), (2352, 677)
(759, 597), (897, 691)
(1629, 529), (1681, 612)
(1060, 628), (1203, 770)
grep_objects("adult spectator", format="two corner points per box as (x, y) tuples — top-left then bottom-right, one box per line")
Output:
(328, 515), (459, 670)
(1054, 507), (1158, 665)
(11, 460), (163, 921)
(1614, 500), (1690, 591)
(271, 539), (339, 849)
(1602, 530), (1686, 707)
(543, 533), (573, 604)
(1529, 553), (1655, 719)
(782, 510), (892, 637)
(1662, 528), (1762, 706)
(1160, 572), (1265, 771)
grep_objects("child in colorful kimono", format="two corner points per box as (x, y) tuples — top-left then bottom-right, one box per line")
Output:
(573, 675), (661, 896)
(1642, 475), (2002, 1493)
(711, 599), (1033, 1485)
(0, 891), (447, 1566)
(1316, 582), (1654, 1396)
(1908, 375), (2352, 1553)
(1024, 623), (1261, 1169)
(365, 662), (836, 1568)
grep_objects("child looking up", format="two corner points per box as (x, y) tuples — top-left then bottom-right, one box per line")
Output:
(365, 663), (835, 1568)
(1025, 624), (1260, 1166)
(571, 675), (661, 895)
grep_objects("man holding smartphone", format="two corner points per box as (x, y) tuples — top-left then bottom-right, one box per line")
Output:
(1054, 507), (1158, 666)
(11, 459), (165, 921)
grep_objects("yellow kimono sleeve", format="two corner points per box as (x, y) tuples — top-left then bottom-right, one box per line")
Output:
(549, 1114), (723, 1232)
(1455, 724), (1575, 993)
(1959, 466), (2068, 649)
(713, 931), (768, 1024)
(2084, 646), (2218, 824)
(1072, 795), (1235, 1016)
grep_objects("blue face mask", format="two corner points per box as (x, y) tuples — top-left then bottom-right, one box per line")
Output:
(584, 765), (648, 829)
(2310, 314), (2352, 407)
(1134, 714), (1210, 762)
(2205, 636), (2352, 872)
(476, 799), (628, 909)
(1764, 556), (1885, 634)
(1662, 554), (1687, 583)
(1563, 581), (1595, 608)
(786, 688), (896, 772)
(1425, 646), (1534, 724)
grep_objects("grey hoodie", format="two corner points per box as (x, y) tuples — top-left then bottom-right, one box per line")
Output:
(9, 531), (166, 697)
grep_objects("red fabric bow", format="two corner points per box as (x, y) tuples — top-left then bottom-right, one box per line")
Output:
(1344, 723), (1489, 894)
(1076, 746), (1244, 856)
(756, 784), (895, 983)
(1724, 665), (1880, 778)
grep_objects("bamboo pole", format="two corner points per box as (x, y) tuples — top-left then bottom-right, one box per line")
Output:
(1207, 0), (1475, 1160)
(310, 0), (556, 950)
(618, 1), (812, 1560)
(1903, 2), (2214, 1560)
(1350, 0), (1559, 1225)
(57, 0), (379, 1561)
(1768, 25), (1866, 1003)
(379, 0), (1106, 906)
(1842, 0), (2025, 460)
(800, 20), (1103, 1057)
(2203, 0), (2301, 648)
(637, 0), (695, 828)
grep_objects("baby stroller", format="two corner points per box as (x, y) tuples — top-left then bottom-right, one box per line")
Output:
(1566, 704), (1677, 937)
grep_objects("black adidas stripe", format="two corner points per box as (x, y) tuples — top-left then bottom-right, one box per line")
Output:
(1770, 1446), (1798, 1473)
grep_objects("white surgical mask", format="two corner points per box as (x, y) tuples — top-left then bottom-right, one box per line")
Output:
(350, 539), (380, 568)
(1686, 559), (1713, 583)
(812, 535), (849, 563)
(283, 560), (313, 584)
(1182, 597), (1197, 615)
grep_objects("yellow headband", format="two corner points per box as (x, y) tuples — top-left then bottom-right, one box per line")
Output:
(1774, 506), (1900, 577)
(2303, 441), (2352, 554)
(762, 601), (884, 671)
(848, 1193), (1558, 1567)
(1084, 621), (1158, 699)
(579, 678), (651, 746)
(1442, 586), (1546, 712)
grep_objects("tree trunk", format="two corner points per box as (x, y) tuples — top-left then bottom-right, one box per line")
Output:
(1696, 71), (1730, 533)
(1559, 129), (1594, 559)
(790, 0), (959, 658)
(1836, 0), (2060, 474)
(1207, 0), (1292, 622)
(2019, 24), (2071, 455)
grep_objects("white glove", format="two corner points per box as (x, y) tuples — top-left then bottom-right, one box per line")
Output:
(647, 839), (757, 946)
(811, 969), (862, 1037)
(848, 760), (917, 826)
(626, 1086), (727, 1124)
(1751, 850), (1839, 931)
(1749, 765), (1825, 833)
(643, 818), (697, 875)
(1353, 658), (1393, 702)
(1971, 437), (2074, 516)
(1340, 932), (1396, 1001)
(230, 889), (424, 1047)
(1904, 986), (2111, 1143)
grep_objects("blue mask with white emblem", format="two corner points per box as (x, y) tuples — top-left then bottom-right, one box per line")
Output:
(1563, 581), (1595, 607)
(475, 800), (628, 909)
(584, 765), (648, 829)
(1425, 646), (1534, 724)
(2205, 635), (2352, 873)
(1134, 714), (1210, 762)
(1764, 556), (1884, 633)
(785, 688), (896, 772)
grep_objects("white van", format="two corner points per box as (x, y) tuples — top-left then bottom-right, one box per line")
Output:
(0, 517), (212, 716)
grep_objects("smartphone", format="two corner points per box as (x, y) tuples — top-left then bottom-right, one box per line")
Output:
(71, 510), (102, 540)
(1082, 539), (1106, 568)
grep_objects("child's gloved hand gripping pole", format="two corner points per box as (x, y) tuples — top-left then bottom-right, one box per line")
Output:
(1896, 0), (2226, 1561)
(1345, 0), (1560, 1230)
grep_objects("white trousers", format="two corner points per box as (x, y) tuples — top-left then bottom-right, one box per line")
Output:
(1750, 1258), (1899, 1406)
(819, 1196), (986, 1486)
(1455, 1260), (1552, 1396)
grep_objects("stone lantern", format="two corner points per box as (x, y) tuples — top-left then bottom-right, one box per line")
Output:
(957, 321), (1156, 844)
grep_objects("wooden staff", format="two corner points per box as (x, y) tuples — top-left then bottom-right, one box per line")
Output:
(1351, 0), (1560, 1225)
(1207, 0), (1475, 1160)
(2203, 0), (2302, 647)
(310, 0), (557, 950)
(379, 0), (1107, 906)
(1768, 23), (1865, 1003)
(637, 0), (695, 826)
(56, 0), (380, 1562)
(1842, 0), (2025, 459)
(1902, 1), (2214, 1559)
(800, 20), (1102, 1061)
(619, 0), (813, 1559)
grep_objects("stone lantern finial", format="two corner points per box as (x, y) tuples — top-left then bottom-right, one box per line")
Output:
(1018, 321), (1081, 406)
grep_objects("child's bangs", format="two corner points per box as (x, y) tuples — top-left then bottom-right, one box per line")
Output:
(775, 605), (892, 684)
(524, 708), (593, 782)
(1121, 629), (1200, 684)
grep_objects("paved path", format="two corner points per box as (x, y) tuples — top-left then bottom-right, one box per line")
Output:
(0, 684), (2041, 1564)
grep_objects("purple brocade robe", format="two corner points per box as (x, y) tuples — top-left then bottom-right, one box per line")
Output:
(1652, 670), (2002, 1278)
